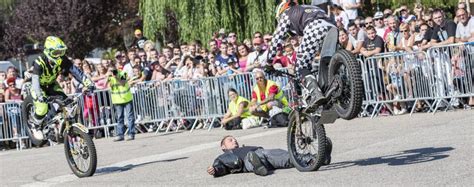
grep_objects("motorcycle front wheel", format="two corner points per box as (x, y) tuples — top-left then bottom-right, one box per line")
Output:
(63, 126), (97, 178)
(287, 112), (329, 172)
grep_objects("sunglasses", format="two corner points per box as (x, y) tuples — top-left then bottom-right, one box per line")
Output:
(374, 18), (382, 21)
(365, 22), (373, 25)
(401, 30), (409, 33)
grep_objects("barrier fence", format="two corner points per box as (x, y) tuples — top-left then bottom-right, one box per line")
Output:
(1, 42), (473, 150)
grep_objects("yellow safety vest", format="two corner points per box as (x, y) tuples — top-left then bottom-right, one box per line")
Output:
(109, 71), (133, 104)
(228, 96), (251, 118)
(253, 80), (288, 111)
(35, 56), (62, 85)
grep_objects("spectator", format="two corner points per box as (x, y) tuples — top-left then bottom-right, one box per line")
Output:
(106, 66), (135, 141)
(184, 56), (203, 80)
(175, 55), (192, 79)
(93, 63), (108, 90)
(413, 23), (430, 50)
(162, 47), (173, 62)
(246, 38), (267, 72)
(207, 135), (294, 177)
(385, 15), (401, 52)
(365, 17), (374, 28)
(123, 56), (140, 80)
(263, 34), (272, 50)
(422, 9), (457, 49)
(0, 71), (6, 83)
(253, 31), (263, 40)
(4, 66), (23, 90)
(395, 5), (416, 24)
(215, 43), (238, 76)
(126, 65), (142, 86)
(384, 9), (393, 17)
(57, 74), (72, 94)
(188, 43), (197, 58)
(374, 11), (386, 38)
(283, 44), (297, 67)
(0, 83), (5, 103)
(147, 48), (158, 63)
(208, 40), (219, 56)
(289, 36), (299, 50)
(128, 29), (148, 49)
(272, 46), (290, 68)
(227, 32), (238, 50)
(455, 8), (474, 42)
(137, 49), (147, 66)
(129, 29), (148, 49)
(237, 44), (250, 72)
(332, 3), (350, 29)
(347, 22), (365, 54)
(4, 77), (23, 140)
(395, 23), (414, 52)
(413, 3), (425, 21)
(385, 59), (407, 115)
(339, 28), (354, 51)
(243, 38), (252, 50)
(423, 13), (435, 28)
(221, 88), (259, 130)
(341, 0), (361, 22)
(180, 42), (189, 56)
(143, 40), (155, 59)
(207, 54), (218, 76)
(71, 59), (84, 93)
(249, 71), (288, 119)
(361, 26), (385, 57)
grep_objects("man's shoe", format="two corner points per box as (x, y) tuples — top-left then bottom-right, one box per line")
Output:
(126, 136), (135, 141)
(248, 151), (268, 176)
(114, 136), (124, 142)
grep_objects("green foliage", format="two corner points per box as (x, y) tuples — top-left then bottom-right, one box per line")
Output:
(140, 0), (276, 46)
(102, 48), (118, 60)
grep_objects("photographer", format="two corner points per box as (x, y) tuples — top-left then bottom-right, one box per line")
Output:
(106, 66), (135, 141)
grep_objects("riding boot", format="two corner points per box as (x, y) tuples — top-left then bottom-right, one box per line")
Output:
(303, 75), (328, 111)
(29, 114), (45, 140)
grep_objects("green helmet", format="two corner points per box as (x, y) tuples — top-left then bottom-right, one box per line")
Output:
(43, 36), (67, 62)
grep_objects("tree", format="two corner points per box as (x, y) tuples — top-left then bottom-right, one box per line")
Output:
(1, 0), (139, 60)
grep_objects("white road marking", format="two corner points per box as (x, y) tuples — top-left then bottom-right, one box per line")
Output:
(22, 128), (286, 187)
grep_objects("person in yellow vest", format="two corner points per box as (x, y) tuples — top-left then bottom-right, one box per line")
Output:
(106, 66), (135, 141)
(221, 88), (259, 130)
(249, 71), (288, 118)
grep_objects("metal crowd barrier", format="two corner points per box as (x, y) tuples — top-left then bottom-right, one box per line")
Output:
(0, 102), (27, 150)
(360, 42), (474, 117)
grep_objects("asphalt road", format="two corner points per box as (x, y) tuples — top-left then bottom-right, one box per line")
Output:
(1, 110), (473, 186)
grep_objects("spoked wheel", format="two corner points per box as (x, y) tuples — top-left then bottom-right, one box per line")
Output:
(287, 112), (328, 172)
(21, 96), (48, 147)
(328, 49), (363, 120)
(64, 126), (97, 178)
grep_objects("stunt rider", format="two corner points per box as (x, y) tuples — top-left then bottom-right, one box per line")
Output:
(266, 0), (335, 111)
(29, 36), (94, 137)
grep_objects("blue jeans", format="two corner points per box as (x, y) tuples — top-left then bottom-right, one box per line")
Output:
(115, 101), (135, 138)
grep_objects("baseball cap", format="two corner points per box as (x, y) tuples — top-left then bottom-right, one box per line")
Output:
(374, 11), (384, 19)
(135, 29), (142, 35)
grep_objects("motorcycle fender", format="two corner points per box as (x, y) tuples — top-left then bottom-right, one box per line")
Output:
(320, 27), (338, 59)
(72, 123), (89, 133)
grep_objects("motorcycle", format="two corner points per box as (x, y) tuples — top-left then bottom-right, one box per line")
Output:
(21, 89), (97, 178)
(269, 27), (363, 171)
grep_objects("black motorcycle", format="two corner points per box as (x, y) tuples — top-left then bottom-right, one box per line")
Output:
(21, 90), (97, 178)
(269, 27), (363, 171)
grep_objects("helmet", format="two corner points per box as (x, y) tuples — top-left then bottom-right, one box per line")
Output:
(275, 1), (296, 19)
(43, 36), (67, 61)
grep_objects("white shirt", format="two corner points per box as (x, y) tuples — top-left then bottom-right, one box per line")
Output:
(122, 63), (134, 80)
(456, 17), (474, 40)
(246, 50), (268, 71)
(341, 0), (360, 20)
(375, 27), (386, 38)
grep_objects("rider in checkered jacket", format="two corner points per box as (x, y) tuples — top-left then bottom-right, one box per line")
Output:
(266, 0), (335, 108)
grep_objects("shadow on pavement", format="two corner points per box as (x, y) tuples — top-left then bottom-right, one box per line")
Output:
(320, 147), (454, 171)
(94, 157), (188, 175)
